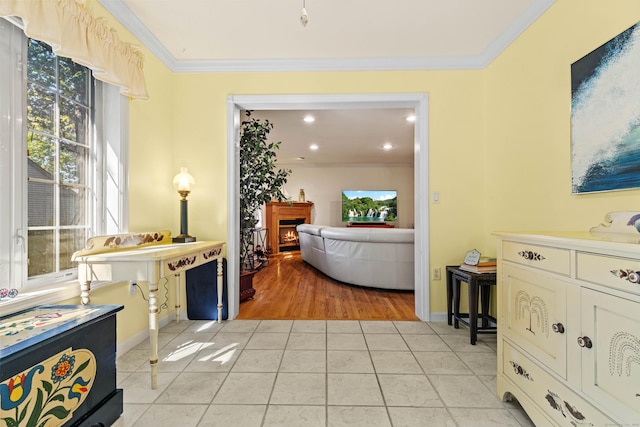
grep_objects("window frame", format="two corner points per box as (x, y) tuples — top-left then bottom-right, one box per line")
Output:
(0, 18), (129, 311)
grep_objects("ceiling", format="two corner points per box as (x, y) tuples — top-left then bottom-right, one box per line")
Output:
(99, 0), (555, 165)
(100, 0), (554, 72)
(247, 109), (416, 166)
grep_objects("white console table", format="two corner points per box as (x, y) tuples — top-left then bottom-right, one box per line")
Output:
(72, 233), (225, 389)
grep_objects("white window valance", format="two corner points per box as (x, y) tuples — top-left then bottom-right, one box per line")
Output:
(0, 0), (148, 99)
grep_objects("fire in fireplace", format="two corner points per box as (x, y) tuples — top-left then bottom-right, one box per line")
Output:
(278, 218), (305, 251)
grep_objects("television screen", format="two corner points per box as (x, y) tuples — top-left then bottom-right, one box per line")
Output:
(342, 190), (398, 222)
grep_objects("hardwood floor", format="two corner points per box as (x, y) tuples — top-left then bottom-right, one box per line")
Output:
(237, 252), (418, 320)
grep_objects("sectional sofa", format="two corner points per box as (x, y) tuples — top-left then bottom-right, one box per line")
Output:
(296, 224), (414, 290)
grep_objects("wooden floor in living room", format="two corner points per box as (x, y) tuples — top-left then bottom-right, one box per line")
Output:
(236, 252), (418, 320)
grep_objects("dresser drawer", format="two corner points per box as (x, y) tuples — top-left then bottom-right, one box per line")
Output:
(503, 241), (571, 276)
(503, 341), (615, 427)
(576, 252), (640, 296)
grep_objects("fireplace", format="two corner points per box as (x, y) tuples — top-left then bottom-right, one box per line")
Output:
(278, 218), (305, 252)
(265, 202), (313, 255)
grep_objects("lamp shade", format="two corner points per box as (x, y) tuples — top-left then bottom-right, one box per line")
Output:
(173, 167), (195, 192)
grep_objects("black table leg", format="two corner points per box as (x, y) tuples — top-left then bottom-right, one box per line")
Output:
(453, 278), (461, 329)
(446, 268), (454, 325)
(468, 279), (479, 345)
(480, 283), (491, 328)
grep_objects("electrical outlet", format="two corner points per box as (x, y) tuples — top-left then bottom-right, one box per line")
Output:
(433, 267), (441, 281)
(129, 282), (137, 295)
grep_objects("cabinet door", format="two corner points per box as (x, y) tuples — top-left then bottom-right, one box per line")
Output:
(502, 264), (568, 378)
(581, 288), (640, 424)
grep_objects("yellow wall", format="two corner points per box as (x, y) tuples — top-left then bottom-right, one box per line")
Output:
(70, 0), (640, 346)
(484, 0), (640, 245)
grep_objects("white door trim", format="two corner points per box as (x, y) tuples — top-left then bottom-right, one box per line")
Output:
(226, 93), (430, 320)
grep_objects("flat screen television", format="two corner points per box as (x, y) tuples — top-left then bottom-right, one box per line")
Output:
(341, 190), (398, 222)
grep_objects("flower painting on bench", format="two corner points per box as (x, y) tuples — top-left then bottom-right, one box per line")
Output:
(571, 21), (640, 194)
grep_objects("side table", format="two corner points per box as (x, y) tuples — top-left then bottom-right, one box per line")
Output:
(445, 265), (497, 345)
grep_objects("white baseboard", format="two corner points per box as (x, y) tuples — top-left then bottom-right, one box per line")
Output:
(427, 312), (448, 323)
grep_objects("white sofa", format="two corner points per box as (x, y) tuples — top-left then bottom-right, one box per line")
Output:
(297, 224), (414, 290)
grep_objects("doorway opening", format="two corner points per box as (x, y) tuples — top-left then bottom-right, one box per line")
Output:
(226, 94), (430, 321)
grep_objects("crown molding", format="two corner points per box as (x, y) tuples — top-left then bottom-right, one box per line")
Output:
(480, 0), (556, 64)
(98, 0), (178, 69)
(99, 0), (555, 73)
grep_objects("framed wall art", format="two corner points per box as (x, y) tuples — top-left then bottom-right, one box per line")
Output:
(571, 22), (640, 194)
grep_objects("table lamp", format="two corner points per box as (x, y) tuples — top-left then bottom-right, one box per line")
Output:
(172, 167), (196, 243)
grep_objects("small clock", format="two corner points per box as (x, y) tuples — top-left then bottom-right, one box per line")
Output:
(464, 249), (482, 266)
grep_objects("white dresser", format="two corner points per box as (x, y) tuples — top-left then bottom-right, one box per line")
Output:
(495, 212), (640, 427)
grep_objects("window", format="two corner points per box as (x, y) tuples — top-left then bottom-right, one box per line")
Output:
(27, 39), (91, 280)
(0, 18), (129, 294)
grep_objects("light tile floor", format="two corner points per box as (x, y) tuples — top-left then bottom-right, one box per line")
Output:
(113, 320), (536, 427)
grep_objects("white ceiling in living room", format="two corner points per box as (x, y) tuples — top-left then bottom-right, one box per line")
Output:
(248, 108), (416, 166)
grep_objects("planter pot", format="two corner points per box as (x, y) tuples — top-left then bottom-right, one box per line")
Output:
(240, 270), (257, 302)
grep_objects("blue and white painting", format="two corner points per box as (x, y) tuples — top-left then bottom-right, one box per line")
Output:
(571, 22), (640, 193)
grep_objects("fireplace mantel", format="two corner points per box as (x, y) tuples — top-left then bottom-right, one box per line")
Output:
(265, 202), (313, 255)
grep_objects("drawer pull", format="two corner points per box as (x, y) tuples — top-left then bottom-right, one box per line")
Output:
(611, 269), (640, 284)
(552, 323), (565, 334)
(518, 250), (546, 261)
(577, 336), (593, 348)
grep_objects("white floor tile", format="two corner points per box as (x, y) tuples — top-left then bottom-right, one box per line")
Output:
(116, 318), (535, 426)
(365, 333), (409, 351)
(155, 372), (226, 404)
(183, 344), (241, 372)
(359, 320), (399, 334)
(119, 372), (179, 403)
(327, 406), (391, 427)
(255, 319), (293, 333)
(212, 372), (277, 405)
(327, 333), (368, 350)
(393, 320), (436, 335)
(370, 351), (423, 374)
(413, 351), (473, 375)
(326, 320), (362, 333)
(428, 375), (505, 408)
(448, 408), (523, 426)
(231, 349), (283, 372)
(402, 334), (450, 352)
(131, 404), (207, 427)
(327, 350), (375, 373)
(279, 349), (326, 372)
(263, 405), (325, 427)
(378, 374), (442, 407)
(327, 373), (385, 406)
(197, 404), (266, 427)
(269, 372), (326, 405)
(245, 332), (289, 349)
(292, 320), (327, 333)
(286, 332), (326, 350)
(387, 407), (456, 427)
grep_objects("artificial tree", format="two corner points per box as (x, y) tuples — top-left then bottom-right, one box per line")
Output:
(239, 110), (291, 276)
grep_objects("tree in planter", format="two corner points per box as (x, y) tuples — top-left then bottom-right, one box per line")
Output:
(239, 110), (291, 273)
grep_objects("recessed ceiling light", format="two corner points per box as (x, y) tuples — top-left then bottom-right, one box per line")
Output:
(383, 143), (393, 150)
(297, 157), (305, 160)
(406, 115), (416, 122)
(303, 115), (315, 123)
(309, 144), (318, 150)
